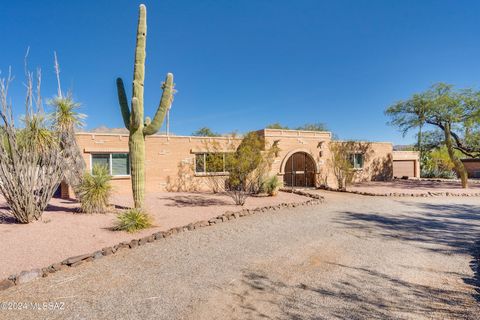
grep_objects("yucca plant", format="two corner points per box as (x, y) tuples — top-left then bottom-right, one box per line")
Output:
(49, 95), (86, 195)
(264, 175), (282, 196)
(114, 208), (153, 233)
(78, 165), (112, 213)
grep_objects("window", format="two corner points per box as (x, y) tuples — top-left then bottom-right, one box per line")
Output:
(195, 153), (229, 174)
(91, 153), (130, 176)
(349, 153), (364, 169)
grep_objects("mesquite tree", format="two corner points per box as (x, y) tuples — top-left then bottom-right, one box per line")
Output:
(386, 83), (480, 188)
(0, 70), (65, 223)
(116, 4), (175, 209)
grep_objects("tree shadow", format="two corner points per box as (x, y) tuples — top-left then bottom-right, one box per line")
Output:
(335, 200), (480, 304)
(159, 194), (231, 207)
(0, 211), (17, 224)
(221, 266), (478, 320)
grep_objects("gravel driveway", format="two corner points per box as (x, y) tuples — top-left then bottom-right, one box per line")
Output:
(1, 191), (479, 319)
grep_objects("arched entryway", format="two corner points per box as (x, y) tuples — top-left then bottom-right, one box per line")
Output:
(283, 152), (316, 187)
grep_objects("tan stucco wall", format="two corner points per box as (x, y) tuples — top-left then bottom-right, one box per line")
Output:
(318, 141), (394, 188)
(75, 133), (241, 196)
(392, 151), (421, 178)
(255, 129), (392, 189)
(68, 129), (396, 197)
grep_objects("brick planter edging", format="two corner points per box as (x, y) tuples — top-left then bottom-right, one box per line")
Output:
(0, 192), (324, 292)
(318, 186), (480, 197)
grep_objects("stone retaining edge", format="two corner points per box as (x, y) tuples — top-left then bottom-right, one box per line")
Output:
(0, 192), (324, 292)
(318, 186), (480, 197)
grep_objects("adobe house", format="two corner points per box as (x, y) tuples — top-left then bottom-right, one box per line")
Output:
(60, 128), (419, 198)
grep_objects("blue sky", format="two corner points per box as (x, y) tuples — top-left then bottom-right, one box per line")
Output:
(1, 0), (480, 144)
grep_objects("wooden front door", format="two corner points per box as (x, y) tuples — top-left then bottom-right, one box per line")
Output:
(284, 152), (316, 187)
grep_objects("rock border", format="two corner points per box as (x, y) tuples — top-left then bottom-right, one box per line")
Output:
(0, 192), (323, 292)
(317, 186), (480, 197)
(410, 177), (480, 184)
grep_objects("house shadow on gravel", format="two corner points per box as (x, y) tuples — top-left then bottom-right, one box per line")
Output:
(336, 200), (480, 305)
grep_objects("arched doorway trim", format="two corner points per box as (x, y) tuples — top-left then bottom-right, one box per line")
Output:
(279, 148), (319, 174)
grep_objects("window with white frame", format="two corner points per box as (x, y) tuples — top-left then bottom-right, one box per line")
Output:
(349, 153), (364, 169)
(91, 153), (130, 176)
(195, 153), (230, 174)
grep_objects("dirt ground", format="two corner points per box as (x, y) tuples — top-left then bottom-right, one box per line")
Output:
(0, 191), (306, 278)
(349, 179), (480, 195)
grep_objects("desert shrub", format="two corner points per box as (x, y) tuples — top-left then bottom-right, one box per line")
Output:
(114, 208), (153, 233)
(225, 132), (280, 205)
(78, 165), (112, 213)
(421, 168), (457, 179)
(263, 175), (282, 196)
(328, 141), (372, 190)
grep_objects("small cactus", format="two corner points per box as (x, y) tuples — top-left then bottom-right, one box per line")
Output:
(116, 4), (175, 208)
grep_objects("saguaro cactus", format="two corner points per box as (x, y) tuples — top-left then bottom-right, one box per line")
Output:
(116, 4), (175, 208)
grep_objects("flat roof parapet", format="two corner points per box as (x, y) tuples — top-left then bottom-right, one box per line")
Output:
(261, 128), (332, 139)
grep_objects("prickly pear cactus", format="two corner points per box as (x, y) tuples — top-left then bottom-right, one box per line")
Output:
(116, 4), (175, 208)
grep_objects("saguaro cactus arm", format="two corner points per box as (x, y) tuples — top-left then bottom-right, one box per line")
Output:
(116, 78), (131, 129)
(143, 73), (174, 136)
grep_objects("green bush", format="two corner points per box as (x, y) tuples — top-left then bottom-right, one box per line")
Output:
(420, 168), (457, 179)
(78, 165), (112, 213)
(114, 208), (153, 233)
(263, 175), (282, 196)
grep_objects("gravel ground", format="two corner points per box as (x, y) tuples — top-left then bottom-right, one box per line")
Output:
(0, 191), (479, 320)
(349, 180), (480, 195)
(0, 191), (305, 278)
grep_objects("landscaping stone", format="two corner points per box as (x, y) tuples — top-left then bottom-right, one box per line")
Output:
(16, 269), (42, 285)
(62, 253), (92, 266)
(93, 251), (104, 259)
(153, 231), (165, 240)
(139, 235), (154, 245)
(0, 279), (14, 290)
(102, 247), (115, 256)
(48, 263), (64, 273)
(129, 239), (139, 248)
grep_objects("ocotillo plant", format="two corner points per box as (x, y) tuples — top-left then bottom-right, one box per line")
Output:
(116, 4), (175, 208)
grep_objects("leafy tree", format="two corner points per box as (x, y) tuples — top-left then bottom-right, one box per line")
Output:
(225, 132), (279, 205)
(266, 123), (290, 129)
(266, 122), (329, 132)
(386, 83), (480, 188)
(296, 122), (329, 131)
(192, 127), (220, 137)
